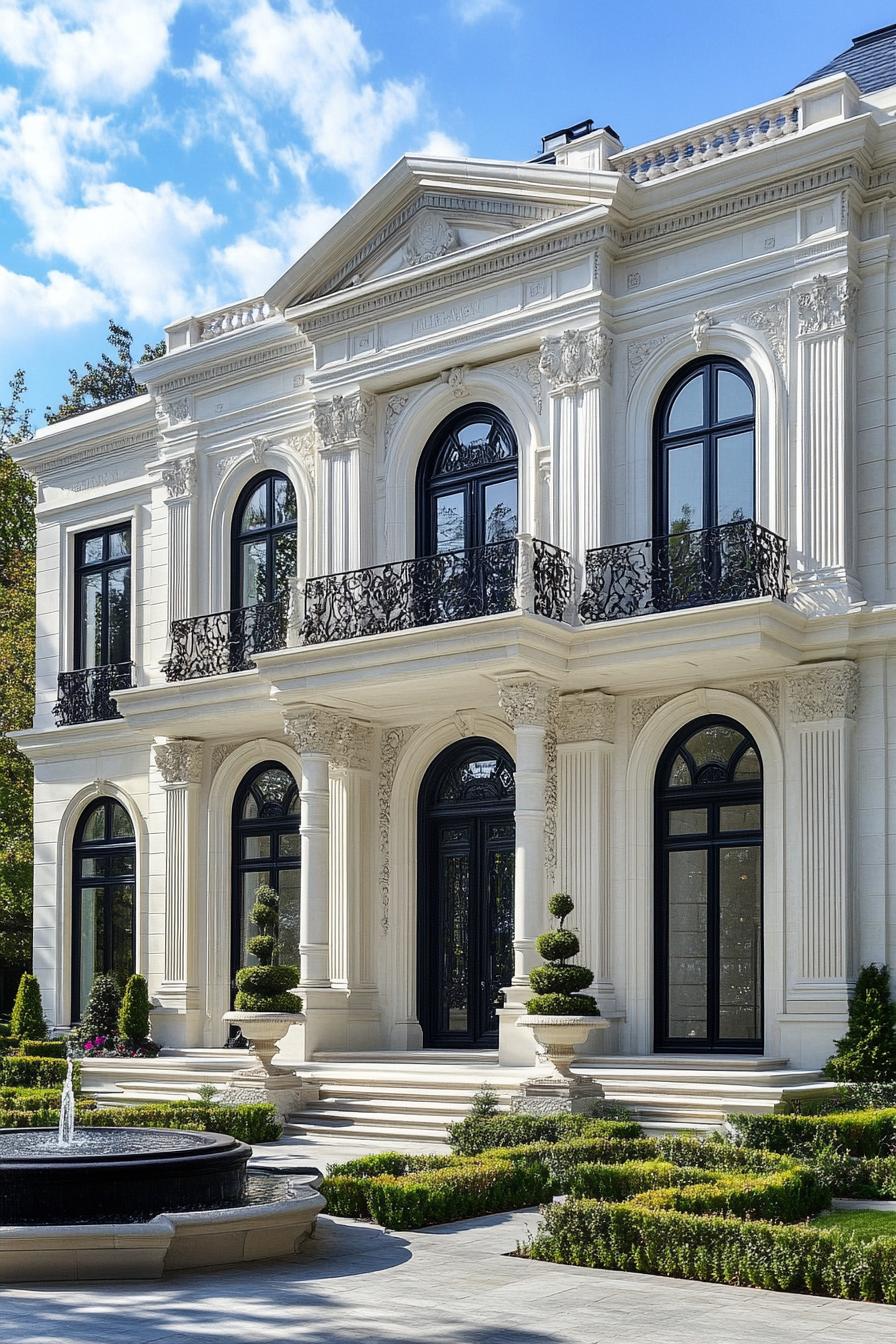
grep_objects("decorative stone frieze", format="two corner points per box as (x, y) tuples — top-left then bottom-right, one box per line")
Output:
(312, 392), (374, 447)
(153, 739), (203, 785)
(211, 743), (238, 772)
(630, 694), (675, 738)
(497, 678), (560, 729)
(558, 692), (616, 745)
(161, 456), (197, 500)
(787, 663), (859, 722)
(249, 435), (269, 463)
(506, 356), (544, 415)
(741, 679), (781, 721)
(691, 310), (714, 352)
(538, 329), (612, 391)
(383, 392), (410, 456)
(403, 211), (459, 266)
(286, 429), (317, 484)
(797, 274), (856, 337)
(155, 394), (193, 430)
(627, 335), (666, 390)
(284, 710), (373, 769)
(737, 298), (788, 370)
(378, 725), (416, 932)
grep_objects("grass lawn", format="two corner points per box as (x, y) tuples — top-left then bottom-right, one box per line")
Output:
(813, 1209), (896, 1240)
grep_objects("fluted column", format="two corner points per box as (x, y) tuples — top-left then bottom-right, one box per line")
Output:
(312, 391), (374, 574)
(152, 739), (203, 1021)
(328, 723), (374, 989)
(498, 677), (559, 982)
(786, 661), (858, 1010)
(793, 274), (859, 610)
(161, 456), (197, 624)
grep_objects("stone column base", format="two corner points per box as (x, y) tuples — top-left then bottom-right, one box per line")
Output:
(511, 1077), (605, 1116)
(223, 1066), (302, 1119)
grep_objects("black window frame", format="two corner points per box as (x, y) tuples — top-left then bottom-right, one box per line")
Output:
(71, 797), (136, 1023)
(653, 358), (756, 538)
(230, 471), (298, 610)
(415, 404), (519, 558)
(654, 715), (764, 1054)
(74, 522), (132, 670)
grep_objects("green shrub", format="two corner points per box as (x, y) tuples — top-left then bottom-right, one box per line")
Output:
(232, 990), (301, 1013)
(527, 894), (598, 1016)
(526, 993), (598, 1015)
(448, 1111), (640, 1156)
(322, 1153), (456, 1218)
(16, 1039), (66, 1058)
(533, 930), (580, 963)
(0, 1055), (76, 1088)
(9, 974), (46, 1041)
(81, 974), (122, 1041)
(528, 964), (594, 996)
(525, 1200), (896, 1303)
(469, 1085), (501, 1117)
(824, 964), (896, 1083)
(0, 1022), (10, 1038)
(83, 1100), (282, 1144)
(232, 885), (302, 1011)
(727, 1107), (896, 1158)
(118, 974), (151, 1044)
(246, 934), (276, 963)
(235, 964), (301, 995)
(365, 1158), (549, 1231)
(0, 1086), (95, 1113)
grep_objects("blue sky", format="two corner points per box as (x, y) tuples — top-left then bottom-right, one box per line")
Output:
(1, 0), (893, 423)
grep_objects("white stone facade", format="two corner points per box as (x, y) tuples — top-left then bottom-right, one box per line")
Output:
(12, 66), (896, 1069)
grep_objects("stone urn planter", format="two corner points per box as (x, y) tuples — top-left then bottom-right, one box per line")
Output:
(516, 1013), (610, 1082)
(221, 1007), (305, 1118)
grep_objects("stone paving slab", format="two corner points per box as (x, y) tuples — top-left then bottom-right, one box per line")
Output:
(2, 1207), (895, 1343)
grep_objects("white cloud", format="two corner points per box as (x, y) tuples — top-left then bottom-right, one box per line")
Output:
(226, 0), (424, 189)
(0, 0), (182, 104)
(410, 130), (469, 159)
(453, 0), (517, 21)
(211, 199), (342, 297)
(0, 265), (108, 327)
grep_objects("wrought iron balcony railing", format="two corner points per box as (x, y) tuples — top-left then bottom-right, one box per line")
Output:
(578, 519), (788, 624)
(53, 661), (136, 726)
(163, 595), (288, 683)
(302, 536), (573, 645)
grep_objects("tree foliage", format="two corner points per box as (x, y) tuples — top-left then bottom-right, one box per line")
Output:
(0, 370), (35, 971)
(824, 964), (896, 1083)
(81, 973), (123, 1040)
(9, 972), (46, 1040)
(45, 322), (166, 425)
(118, 973), (151, 1044)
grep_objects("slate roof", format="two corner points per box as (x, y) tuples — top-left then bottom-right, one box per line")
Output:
(800, 23), (896, 93)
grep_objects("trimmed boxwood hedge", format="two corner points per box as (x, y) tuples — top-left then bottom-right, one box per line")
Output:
(447, 1112), (640, 1156)
(82, 1100), (282, 1144)
(525, 1200), (896, 1303)
(0, 1056), (77, 1089)
(16, 1039), (68, 1058)
(727, 1107), (896, 1157)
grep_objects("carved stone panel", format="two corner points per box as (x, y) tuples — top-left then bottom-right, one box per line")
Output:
(153, 740), (203, 784)
(787, 663), (859, 722)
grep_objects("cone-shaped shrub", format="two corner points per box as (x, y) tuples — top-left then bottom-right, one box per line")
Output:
(234, 885), (301, 1013)
(526, 892), (598, 1016)
(824, 963), (896, 1082)
(10, 973), (47, 1041)
(81, 973), (123, 1041)
(117, 974), (151, 1045)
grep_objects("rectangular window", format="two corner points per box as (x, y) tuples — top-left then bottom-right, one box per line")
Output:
(74, 524), (132, 670)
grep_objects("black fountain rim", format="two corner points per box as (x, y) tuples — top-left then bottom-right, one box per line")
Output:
(0, 1127), (250, 1169)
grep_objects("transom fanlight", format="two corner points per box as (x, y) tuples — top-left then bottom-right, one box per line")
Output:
(437, 754), (515, 803)
(666, 723), (761, 789)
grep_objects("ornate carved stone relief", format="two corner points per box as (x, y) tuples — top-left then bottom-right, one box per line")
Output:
(737, 298), (788, 371)
(161, 455), (197, 500)
(403, 211), (459, 267)
(506, 356), (544, 416)
(558, 692), (616, 744)
(378, 726), (416, 932)
(741, 679), (781, 722)
(691, 310), (714, 352)
(797, 274), (856, 337)
(440, 365), (470, 399)
(211, 743), (238, 773)
(630, 694), (675, 738)
(497, 678), (560, 728)
(787, 663), (859, 722)
(286, 429), (317, 484)
(312, 392), (375, 447)
(284, 711), (373, 769)
(153, 739), (203, 784)
(539, 329), (612, 391)
(383, 392), (410, 456)
(155, 394), (193, 431)
(627, 335), (666, 391)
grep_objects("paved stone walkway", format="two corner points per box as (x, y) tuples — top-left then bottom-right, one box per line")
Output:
(3, 1207), (896, 1344)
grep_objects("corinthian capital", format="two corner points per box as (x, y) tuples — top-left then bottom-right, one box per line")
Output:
(161, 455), (197, 500)
(538, 328), (611, 390)
(312, 391), (375, 447)
(153, 739), (203, 784)
(497, 677), (559, 729)
(797, 274), (856, 337)
(787, 661), (859, 722)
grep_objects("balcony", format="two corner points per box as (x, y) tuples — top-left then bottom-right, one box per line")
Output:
(578, 520), (788, 624)
(301, 537), (573, 645)
(164, 596), (289, 683)
(53, 662), (136, 726)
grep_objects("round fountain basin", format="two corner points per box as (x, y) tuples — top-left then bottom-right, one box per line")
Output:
(0, 1127), (250, 1224)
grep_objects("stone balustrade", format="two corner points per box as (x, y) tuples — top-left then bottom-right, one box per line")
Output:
(199, 298), (273, 341)
(611, 98), (800, 184)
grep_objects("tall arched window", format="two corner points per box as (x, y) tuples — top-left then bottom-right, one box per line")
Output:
(654, 359), (755, 538)
(418, 739), (515, 1047)
(231, 763), (300, 1000)
(231, 472), (297, 609)
(417, 405), (518, 557)
(72, 798), (136, 1022)
(655, 717), (763, 1052)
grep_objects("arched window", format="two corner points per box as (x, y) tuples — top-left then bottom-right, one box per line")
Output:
(231, 472), (297, 609)
(654, 359), (755, 538)
(72, 798), (136, 1022)
(417, 405), (518, 557)
(655, 717), (763, 1052)
(231, 763), (300, 999)
(418, 739), (515, 1047)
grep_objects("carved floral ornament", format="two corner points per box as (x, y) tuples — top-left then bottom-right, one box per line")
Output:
(538, 328), (613, 391)
(691, 310), (715, 352)
(558, 692), (616, 745)
(403, 211), (459, 267)
(155, 394), (192, 430)
(797, 274), (856, 338)
(284, 710), (373, 770)
(786, 663), (859, 723)
(497, 678), (559, 729)
(153, 739), (203, 784)
(312, 391), (375, 448)
(161, 455), (197, 500)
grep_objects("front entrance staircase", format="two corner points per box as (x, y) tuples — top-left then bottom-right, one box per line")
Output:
(80, 1049), (836, 1144)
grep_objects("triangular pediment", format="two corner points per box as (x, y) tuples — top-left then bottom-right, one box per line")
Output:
(266, 155), (617, 313)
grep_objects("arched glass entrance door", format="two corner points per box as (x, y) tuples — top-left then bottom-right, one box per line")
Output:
(655, 718), (763, 1052)
(231, 763), (300, 1003)
(418, 739), (515, 1047)
(72, 798), (136, 1022)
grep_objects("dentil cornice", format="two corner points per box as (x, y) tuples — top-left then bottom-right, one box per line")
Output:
(786, 662), (859, 722)
(153, 739), (203, 784)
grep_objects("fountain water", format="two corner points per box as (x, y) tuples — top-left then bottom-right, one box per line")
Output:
(57, 1057), (75, 1147)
